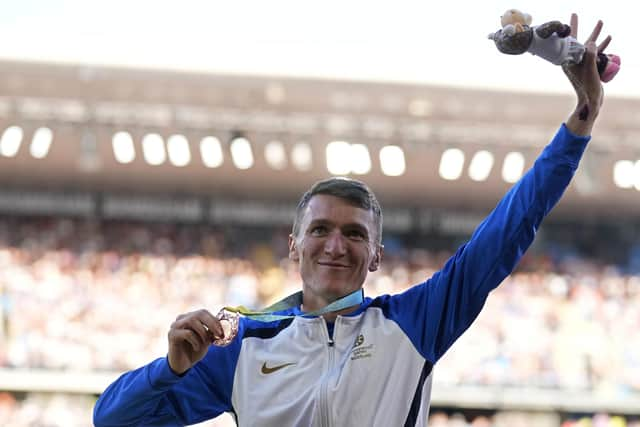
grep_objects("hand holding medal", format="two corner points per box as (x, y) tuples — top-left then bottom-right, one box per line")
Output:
(167, 309), (231, 375)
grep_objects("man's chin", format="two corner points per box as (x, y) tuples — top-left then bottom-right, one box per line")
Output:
(304, 274), (364, 297)
(322, 283), (361, 299)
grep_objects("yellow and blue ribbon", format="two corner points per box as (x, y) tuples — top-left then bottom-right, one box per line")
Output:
(223, 289), (364, 322)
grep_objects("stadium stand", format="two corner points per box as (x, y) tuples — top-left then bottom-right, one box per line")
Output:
(1, 60), (640, 426)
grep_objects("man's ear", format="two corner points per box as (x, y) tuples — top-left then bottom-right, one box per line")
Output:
(288, 234), (300, 262)
(368, 244), (384, 272)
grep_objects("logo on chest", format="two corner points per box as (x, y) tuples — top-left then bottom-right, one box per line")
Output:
(350, 334), (374, 361)
(261, 362), (297, 374)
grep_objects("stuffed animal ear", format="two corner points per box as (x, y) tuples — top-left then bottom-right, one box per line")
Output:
(500, 9), (517, 27)
(501, 9), (530, 27)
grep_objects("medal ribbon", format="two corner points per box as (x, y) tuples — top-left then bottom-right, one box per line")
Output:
(223, 289), (364, 322)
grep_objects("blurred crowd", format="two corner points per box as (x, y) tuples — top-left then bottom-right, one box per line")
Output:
(0, 216), (639, 426)
(1, 392), (638, 427)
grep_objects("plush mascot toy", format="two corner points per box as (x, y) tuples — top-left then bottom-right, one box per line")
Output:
(488, 9), (621, 82)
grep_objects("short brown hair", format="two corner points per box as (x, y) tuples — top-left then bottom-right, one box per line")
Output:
(292, 177), (383, 244)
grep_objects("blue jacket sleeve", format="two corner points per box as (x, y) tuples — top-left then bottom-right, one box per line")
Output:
(93, 325), (243, 427)
(383, 124), (590, 363)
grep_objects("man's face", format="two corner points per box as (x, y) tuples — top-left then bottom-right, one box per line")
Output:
(289, 194), (382, 305)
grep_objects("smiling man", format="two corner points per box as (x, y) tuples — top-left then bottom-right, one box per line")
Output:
(290, 184), (383, 317)
(94, 14), (613, 427)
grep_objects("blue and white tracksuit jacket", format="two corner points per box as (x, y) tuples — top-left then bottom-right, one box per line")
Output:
(94, 124), (590, 426)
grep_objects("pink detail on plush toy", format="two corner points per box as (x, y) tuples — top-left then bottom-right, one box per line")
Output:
(601, 55), (621, 83)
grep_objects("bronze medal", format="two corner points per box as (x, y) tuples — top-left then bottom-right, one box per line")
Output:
(212, 309), (239, 347)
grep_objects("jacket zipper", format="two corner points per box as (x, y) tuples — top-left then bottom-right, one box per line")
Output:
(319, 317), (336, 427)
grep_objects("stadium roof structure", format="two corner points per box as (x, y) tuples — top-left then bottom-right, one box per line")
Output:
(0, 60), (639, 220)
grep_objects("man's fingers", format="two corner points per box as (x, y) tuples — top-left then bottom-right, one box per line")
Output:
(583, 41), (601, 84)
(598, 35), (612, 53)
(196, 311), (224, 339)
(171, 328), (204, 352)
(171, 310), (224, 342)
(182, 310), (224, 339)
(584, 41), (598, 64)
(185, 317), (214, 344)
(570, 13), (578, 38)
(587, 20), (603, 44)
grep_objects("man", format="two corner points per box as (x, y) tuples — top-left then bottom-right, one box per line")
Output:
(94, 15), (611, 426)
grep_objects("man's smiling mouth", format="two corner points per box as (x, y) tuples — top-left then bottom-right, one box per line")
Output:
(318, 262), (349, 268)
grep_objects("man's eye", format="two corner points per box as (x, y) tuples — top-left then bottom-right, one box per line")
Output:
(346, 230), (366, 241)
(310, 226), (328, 236)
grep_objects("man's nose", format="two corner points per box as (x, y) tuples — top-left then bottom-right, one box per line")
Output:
(324, 230), (347, 256)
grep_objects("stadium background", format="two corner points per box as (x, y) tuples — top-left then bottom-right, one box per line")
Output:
(1, 48), (640, 427)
